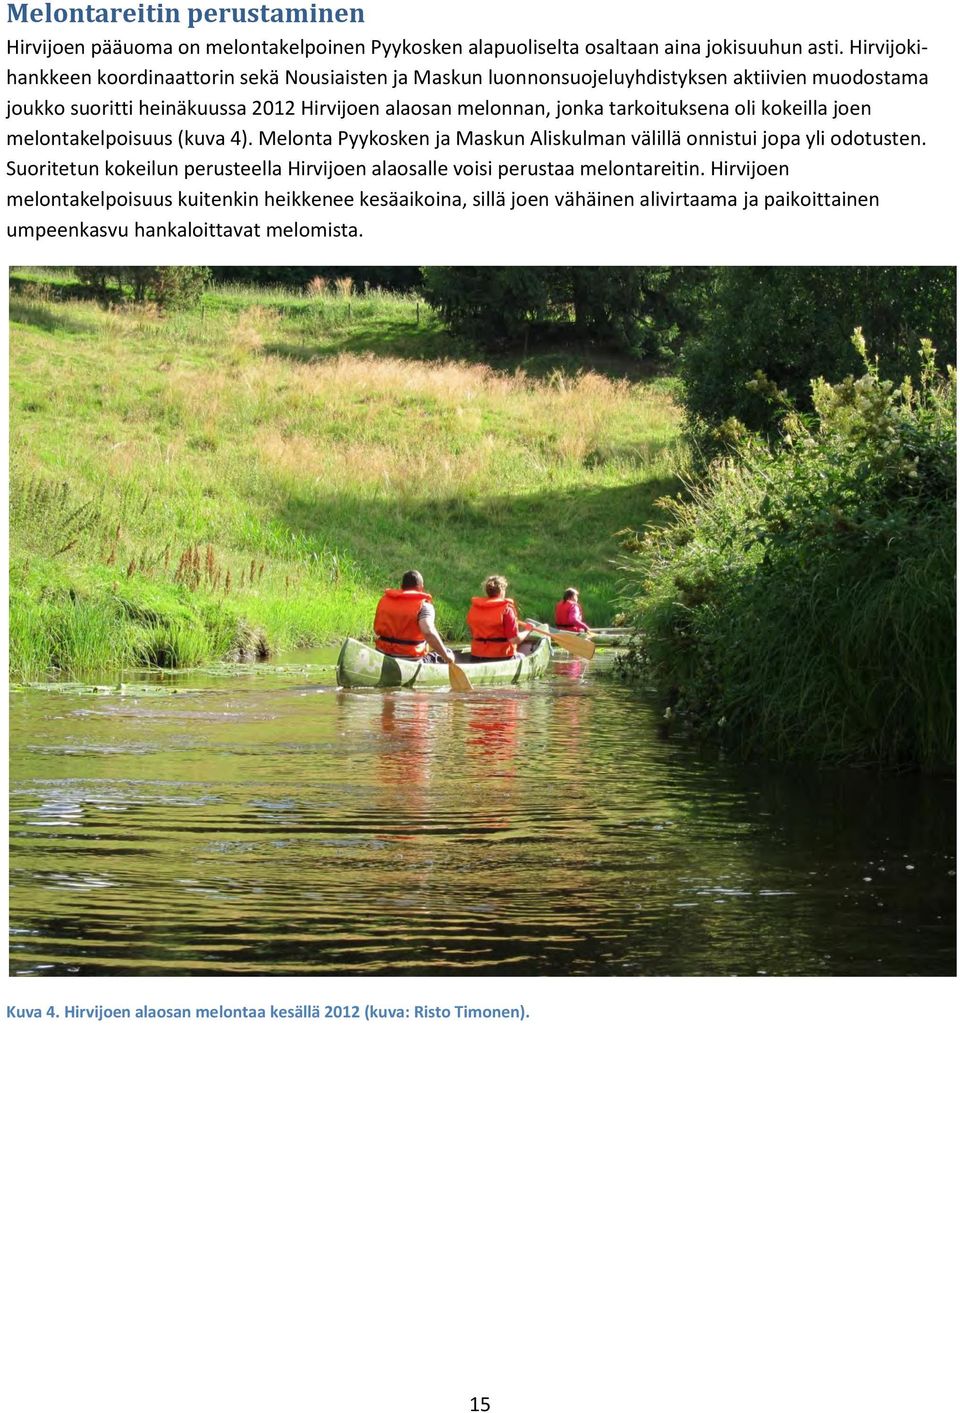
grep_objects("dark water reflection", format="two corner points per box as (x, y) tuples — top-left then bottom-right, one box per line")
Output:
(8, 656), (956, 975)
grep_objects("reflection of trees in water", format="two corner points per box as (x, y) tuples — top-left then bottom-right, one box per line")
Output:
(630, 753), (956, 975)
(9, 683), (954, 977)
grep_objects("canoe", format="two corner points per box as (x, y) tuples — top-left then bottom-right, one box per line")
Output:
(589, 626), (630, 642)
(555, 626), (631, 647)
(336, 633), (552, 689)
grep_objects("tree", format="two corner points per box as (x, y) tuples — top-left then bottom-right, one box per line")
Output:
(420, 266), (556, 346)
(681, 267), (957, 433)
(74, 266), (211, 309)
(421, 266), (711, 356)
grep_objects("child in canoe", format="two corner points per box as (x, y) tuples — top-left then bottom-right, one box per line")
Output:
(555, 587), (590, 633)
(467, 575), (531, 659)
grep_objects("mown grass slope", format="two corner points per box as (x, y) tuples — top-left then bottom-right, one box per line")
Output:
(10, 275), (685, 678)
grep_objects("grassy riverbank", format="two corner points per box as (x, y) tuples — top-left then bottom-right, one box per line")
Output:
(10, 272), (685, 679)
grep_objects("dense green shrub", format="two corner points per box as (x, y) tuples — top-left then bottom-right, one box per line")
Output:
(621, 336), (956, 767)
(681, 268), (957, 435)
(74, 266), (211, 308)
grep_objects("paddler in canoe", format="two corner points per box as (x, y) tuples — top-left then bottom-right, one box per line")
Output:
(554, 586), (591, 634)
(337, 568), (588, 688)
(373, 570), (457, 667)
(466, 575), (532, 660)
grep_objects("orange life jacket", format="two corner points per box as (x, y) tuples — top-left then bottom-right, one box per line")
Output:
(467, 596), (518, 659)
(374, 588), (432, 658)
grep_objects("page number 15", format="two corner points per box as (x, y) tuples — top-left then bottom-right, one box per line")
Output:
(469, 1400), (490, 1412)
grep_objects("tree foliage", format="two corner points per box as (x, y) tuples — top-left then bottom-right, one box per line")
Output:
(75, 266), (211, 309)
(421, 266), (711, 356)
(681, 267), (957, 434)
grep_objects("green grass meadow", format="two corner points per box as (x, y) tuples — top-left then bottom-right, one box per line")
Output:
(9, 272), (685, 679)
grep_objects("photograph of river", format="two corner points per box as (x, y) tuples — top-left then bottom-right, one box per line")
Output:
(8, 266), (956, 975)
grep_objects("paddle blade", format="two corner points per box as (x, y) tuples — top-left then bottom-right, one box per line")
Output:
(448, 661), (473, 692)
(550, 629), (596, 660)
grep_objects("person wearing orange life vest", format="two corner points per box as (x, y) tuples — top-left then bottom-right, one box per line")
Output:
(466, 575), (531, 660)
(555, 586), (590, 633)
(373, 570), (456, 665)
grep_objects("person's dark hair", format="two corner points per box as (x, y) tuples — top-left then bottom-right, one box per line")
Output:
(484, 574), (508, 598)
(401, 570), (424, 590)
(562, 587), (579, 601)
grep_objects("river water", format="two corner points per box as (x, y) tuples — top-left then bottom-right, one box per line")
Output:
(8, 653), (956, 976)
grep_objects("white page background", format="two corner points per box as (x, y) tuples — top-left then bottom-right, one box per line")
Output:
(2, 4), (957, 1410)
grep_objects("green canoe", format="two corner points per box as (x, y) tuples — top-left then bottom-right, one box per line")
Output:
(587, 627), (630, 646)
(548, 628), (631, 655)
(550, 626), (630, 647)
(336, 633), (552, 689)
(545, 628), (631, 656)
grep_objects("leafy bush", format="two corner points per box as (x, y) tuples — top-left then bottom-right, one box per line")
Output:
(681, 268), (957, 436)
(74, 266), (211, 309)
(621, 336), (957, 767)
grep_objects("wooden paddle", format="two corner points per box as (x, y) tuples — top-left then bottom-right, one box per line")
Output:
(448, 659), (473, 692)
(522, 622), (596, 660)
